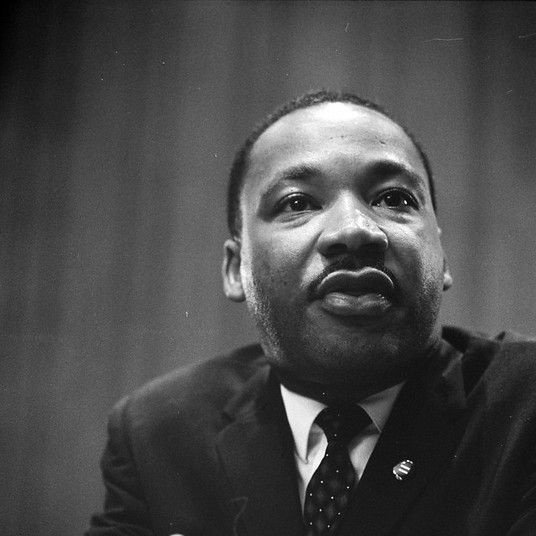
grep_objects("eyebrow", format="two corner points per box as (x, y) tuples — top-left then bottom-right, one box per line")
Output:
(273, 164), (321, 184)
(366, 160), (426, 188)
(259, 164), (321, 198)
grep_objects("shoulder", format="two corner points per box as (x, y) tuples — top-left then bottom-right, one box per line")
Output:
(444, 325), (536, 346)
(443, 325), (536, 398)
(443, 325), (536, 364)
(108, 343), (268, 431)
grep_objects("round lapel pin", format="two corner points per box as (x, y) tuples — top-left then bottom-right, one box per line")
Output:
(393, 459), (414, 481)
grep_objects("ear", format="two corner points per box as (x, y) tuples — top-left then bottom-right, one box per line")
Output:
(437, 228), (453, 291)
(442, 256), (453, 291)
(222, 238), (245, 302)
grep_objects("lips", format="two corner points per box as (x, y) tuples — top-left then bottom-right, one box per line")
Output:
(314, 268), (395, 318)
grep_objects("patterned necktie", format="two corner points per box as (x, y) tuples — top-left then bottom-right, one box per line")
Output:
(303, 405), (371, 536)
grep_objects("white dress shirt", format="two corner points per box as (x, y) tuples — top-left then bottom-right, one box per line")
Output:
(280, 382), (404, 508)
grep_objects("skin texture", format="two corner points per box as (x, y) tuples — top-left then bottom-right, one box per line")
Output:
(223, 102), (452, 403)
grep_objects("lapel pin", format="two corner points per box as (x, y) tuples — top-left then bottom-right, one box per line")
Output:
(393, 459), (414, 481)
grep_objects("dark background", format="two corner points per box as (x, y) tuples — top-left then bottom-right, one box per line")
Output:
(1, 1), (535, 534)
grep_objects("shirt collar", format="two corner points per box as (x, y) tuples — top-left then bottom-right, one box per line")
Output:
(280, 382), (404, 463)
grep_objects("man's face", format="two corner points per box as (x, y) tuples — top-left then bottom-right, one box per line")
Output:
(223, 102), (452, 398)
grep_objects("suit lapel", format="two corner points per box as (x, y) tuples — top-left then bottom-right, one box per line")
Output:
(216, 367), (304, 536)
(340, 340), (468, 536)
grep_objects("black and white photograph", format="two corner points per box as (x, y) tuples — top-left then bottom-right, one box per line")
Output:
(1, 2), (536, 535)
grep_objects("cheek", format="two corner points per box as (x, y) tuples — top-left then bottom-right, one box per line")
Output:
(247, 227), (310, 271)
(256, 251), (302, 291)
(239, 237), (299, 297)
(390, 227), (444, 276)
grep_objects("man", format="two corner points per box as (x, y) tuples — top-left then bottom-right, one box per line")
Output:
(87, 90), (536, 536)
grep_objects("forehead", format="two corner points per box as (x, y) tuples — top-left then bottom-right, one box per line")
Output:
(245, 102), (426, 191)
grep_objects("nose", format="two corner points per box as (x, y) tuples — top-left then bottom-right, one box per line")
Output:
(316, 196), (388, 257)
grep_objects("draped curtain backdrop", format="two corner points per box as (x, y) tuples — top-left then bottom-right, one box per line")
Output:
(1, 1), (535, 534)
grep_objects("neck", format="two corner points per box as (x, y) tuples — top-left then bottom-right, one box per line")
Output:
(273, 368), (374, 405)
(272, 340), (442, 405)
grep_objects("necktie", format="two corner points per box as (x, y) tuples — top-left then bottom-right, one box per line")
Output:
(303, 405), (371, 536)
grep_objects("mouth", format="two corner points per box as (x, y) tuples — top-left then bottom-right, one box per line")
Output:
(314, 268), (395, 318)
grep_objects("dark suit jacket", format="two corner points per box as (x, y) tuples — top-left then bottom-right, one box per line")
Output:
(86, 326), (536, 536)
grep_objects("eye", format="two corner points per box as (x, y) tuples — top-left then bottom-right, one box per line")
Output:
(277, 193), (319, 213)
(372, 189), (418, 210)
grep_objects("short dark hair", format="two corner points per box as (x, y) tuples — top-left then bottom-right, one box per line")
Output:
(227, 89), (436, 238)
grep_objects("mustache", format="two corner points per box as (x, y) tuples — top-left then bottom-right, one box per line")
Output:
(307, 256), (397, 300)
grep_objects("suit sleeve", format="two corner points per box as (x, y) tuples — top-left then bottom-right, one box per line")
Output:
(85, 399), (153, 536)
(506, 441), (536, 535)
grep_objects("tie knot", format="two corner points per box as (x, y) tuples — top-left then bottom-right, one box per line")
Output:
(315, 405), (370, 444)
